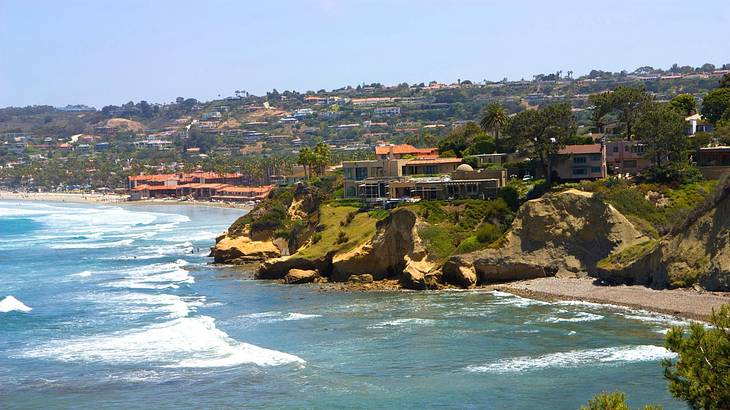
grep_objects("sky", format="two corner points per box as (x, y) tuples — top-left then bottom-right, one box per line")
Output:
(1, 0), (729, 108)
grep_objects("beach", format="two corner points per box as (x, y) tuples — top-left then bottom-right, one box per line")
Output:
(498, 277), (730, 322)
(0, 190), (254, 210)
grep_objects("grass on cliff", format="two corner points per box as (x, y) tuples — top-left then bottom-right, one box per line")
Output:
(294, 204), (377, 259)
(407, 198), (514, 261)
(596, 240), (658, 271)
(561, 179), (718, 237)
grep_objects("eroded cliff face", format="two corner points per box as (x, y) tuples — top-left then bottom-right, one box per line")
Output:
(442, 189), (649, 286)
(256, 208), (438, 289)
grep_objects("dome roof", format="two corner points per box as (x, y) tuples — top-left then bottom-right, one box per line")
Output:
(456, 163), (474, 172)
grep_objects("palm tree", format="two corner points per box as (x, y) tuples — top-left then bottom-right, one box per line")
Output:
(479, 102), (509, 151)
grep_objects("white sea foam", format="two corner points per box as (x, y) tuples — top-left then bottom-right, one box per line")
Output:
(544, 311), (604, 323)
(94, 292), (204, 319)
(0, 296), (32, 313)
(238, 311), (322, 324)
(466, 345), (675, 374)
(489, 290), (550, 308)
(369, 318), (437, 328)
(104, 259), (194, 290)
(71, 270), (93, 278)
(18, 316), (304, 368)
(50, 239), (134, 249)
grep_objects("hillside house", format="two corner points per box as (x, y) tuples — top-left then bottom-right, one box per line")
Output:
(550, 144), (607, 181)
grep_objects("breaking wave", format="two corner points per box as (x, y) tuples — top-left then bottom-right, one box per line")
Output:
(0, 296), (32, 313)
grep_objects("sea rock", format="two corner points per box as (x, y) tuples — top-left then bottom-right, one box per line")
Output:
(257, 254), (332, 280)
(284, 269), (319, 284)
(347, 274), (374, 283)
(445, 189), (648, 284)
(441, 259), (477, 288)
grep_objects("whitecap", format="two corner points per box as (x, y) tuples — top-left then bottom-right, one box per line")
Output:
(369, 318), (437, 328)
(50, 239), (134, 249)
(71, 270), (93, 278)
(0, 296), (32, 313)
(18, 316), (304, 368)
(238, 311), (322, 324)
(465, 345), (675, 373)
(489, 290), (550, 308)
(544, 311), (604, 323)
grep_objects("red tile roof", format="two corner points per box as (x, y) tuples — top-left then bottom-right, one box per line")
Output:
(405, 157), (463, 165)
(375, 144), (439, 156)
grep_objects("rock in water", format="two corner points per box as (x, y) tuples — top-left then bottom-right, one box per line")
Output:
(445, 189), (648, 285)
(284, 269), (319, 284)
(347, 274), (374, 283)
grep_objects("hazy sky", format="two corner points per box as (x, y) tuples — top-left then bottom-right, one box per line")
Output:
(1, 0), (729, 108)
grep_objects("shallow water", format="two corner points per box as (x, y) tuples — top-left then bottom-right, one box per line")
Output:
(0, 201), (687, 409)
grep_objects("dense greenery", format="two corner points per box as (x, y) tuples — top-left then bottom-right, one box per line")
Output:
(590, 86), (653, 139)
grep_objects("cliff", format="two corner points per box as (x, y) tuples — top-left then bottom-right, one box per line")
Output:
(596, 177), (730, 290)
(442, 189), (649, 286)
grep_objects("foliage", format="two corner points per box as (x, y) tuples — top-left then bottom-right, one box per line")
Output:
(367, 209), (390, 220)
(589, 85), (653, 139)
(667, 93), (697, 116)
(506, 102), (576, 183)
(634, 104), (688, 166)
(419, 225), (456, 260)
(497, 186), (520, 211)
(663, 305), (730, 409)
(580, 391), (661, 410)
(295, 204), (376, 259)
(479, 102), (509, 150)
(640, 163), (704, 186)
(475, 223), (502, 243)
(701, 88), (730, 124)
(438, 122), (486, 157)
(596, 240), (658, 271)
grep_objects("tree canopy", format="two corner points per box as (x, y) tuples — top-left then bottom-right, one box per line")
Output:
(479, 102), (509, 150)
(590, 86), (653, 139)
(507, 102), (576, 183)
(702, 88), (730, 124)
(667, 94), (697, 116)
(635, 104), (688, 167)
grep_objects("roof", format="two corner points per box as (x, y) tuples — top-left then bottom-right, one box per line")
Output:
(405, 157), (463, 165)
(558, 144), (603, 155)
(216, 185), (274, 194)
(375, 144), (438, 156)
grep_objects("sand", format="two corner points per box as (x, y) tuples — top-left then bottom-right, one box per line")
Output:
(498, 277), (730, 322)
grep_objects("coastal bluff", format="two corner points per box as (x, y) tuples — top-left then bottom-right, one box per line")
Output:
(211, 182), (729, 292)
(442, 189), (648, 285)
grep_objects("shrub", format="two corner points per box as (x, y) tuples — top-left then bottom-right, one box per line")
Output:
(455, 236), (485, 254)
(580, 391), (661, 410)
(311, 232), (322, 244)
(335, 230), (349, 244)
(497, 186), (520, 211)
(476, 223), (501, 244)
(640, 163), (704, 186)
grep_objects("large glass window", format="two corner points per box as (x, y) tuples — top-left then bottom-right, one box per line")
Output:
(572, 168), (587, 175)
(573, 156), (587, 164)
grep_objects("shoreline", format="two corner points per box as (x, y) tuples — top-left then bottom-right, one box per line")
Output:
(0, 191), (253, 211)
(495, 277), (729, 322)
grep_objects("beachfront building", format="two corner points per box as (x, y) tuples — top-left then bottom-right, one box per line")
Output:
(549, 144), (607, 181)
(127, 171), (271, 202)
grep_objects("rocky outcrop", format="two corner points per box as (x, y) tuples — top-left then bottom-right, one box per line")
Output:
(441, 259), (477, 288)
(330, 208), (429, 282)
(283, 269), (319, 284)
(598, 178), (730, 290)
(444, 189), (649, 285)
(257, 253), (332, 280)
(211, 234), (281, 264)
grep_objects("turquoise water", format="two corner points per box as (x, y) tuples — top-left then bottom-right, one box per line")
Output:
(0, 201), (687, 409)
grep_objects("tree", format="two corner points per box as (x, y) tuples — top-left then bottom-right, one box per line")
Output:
(581, 391), (661, 410)
(663, 304), (730, 410)
(719, 73), (730, 89)
(312, 141), (332, 176)
(635, 104), (688, 167)
(438, 122), (485, 157)
(702, 88), (730, 124)
(479, 102), (509, 151)
(297, 147), (315, 179)
(590, 86), (653, 139)
(507, 102), (576, 184)
(668, 94), (697, 116)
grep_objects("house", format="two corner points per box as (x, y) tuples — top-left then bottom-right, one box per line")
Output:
(550, 144), (607, 181)
(605, 140), (652, 175)
(374, 144), (438, 159)
(697, 146), (730, 179)
(201, 111), (222, 121)
(388, 165), (506, 200)
(373, 107), (401, 117)
(686, 114), (715, 135)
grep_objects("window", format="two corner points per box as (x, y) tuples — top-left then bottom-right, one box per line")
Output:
(612, 146), (619, 153)
(355, 167), (368, 180)
(572, 168), (587, 176)
(591, 167), (601, 173)
(590, 154), (602, 161)
(573, 156), (587, 164)
(625, 145), (629, 152)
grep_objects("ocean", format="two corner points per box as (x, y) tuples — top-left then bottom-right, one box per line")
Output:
(0, 200), (687, 409)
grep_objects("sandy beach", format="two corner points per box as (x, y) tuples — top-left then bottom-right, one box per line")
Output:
(498, 277), (730, 322)
(0, 190), (253, 210)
